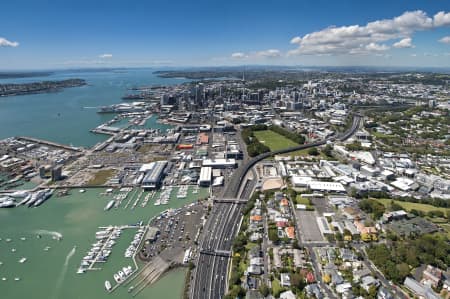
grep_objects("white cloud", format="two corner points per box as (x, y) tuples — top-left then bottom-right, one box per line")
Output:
(255, 49), (281, 58)
(231, 52), (247, 59)
(393, 37), (414, 48)
(439, 36), (450, 44)
(365, 43), (390, 51)
(433, 11), (450, 27)
(288, 10), (449, 56)
(290, 36), (302, 44)
(231, 49), (281, 59)
(99, 53), (113, 58)
(0, 37), (19, 47)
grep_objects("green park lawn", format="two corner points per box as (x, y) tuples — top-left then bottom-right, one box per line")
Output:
(253, 130), (298, 151)
(377, 198), (449, 214)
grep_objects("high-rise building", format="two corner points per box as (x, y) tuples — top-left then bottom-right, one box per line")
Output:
(51, 165), (62, 181)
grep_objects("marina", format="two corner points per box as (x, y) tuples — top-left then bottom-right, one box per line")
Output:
(0, 186), (207, 299)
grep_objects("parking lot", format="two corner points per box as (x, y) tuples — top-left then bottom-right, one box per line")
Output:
(139, 201), (207, 263)
(295, 210), (325, 243)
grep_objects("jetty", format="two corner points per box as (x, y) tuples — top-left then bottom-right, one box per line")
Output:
(17, 136), (83, 152)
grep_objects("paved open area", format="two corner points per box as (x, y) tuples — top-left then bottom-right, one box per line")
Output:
(295, 210), (325, 243)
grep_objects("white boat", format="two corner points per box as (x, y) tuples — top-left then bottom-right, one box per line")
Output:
(14, 277), (20, 281)
(32, 189), (54, 207)
(76, 268), (86, 274)
(104, 200), (115, 211)
(113, 273), (121, 283)
(79, 189), (86, 193)
(104, 280), (112, 291)
(0, 200), (16, 208)
(2, 277), (6, 281)
(17, 194), (32, 206)
(123, 266), (132, 276)
(18, 257), (27, 263)
(9, 191), (29, 198)
(118, 270), (125, 279)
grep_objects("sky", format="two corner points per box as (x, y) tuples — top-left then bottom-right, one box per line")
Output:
(0, 0), (449, 69)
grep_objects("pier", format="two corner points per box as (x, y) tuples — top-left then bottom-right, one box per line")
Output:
(17, 136), (83, 152)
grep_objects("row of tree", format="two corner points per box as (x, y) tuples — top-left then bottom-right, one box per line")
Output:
(241, 125), (271, 157)
(269, 125), (305, 144)
(367, 234), (450, 283)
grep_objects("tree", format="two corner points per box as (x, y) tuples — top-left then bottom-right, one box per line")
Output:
(308, 147), (319, 156)
(259, 284), (270, 297)
(323, 144), (333, 157)
(390, 200), (403, 212)
(359, 199), (385, 219)
(291, 273), (306, 290)
(396, 262), (411, 279)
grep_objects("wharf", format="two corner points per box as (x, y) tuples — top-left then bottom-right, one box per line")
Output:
(17, 136), (83, 152)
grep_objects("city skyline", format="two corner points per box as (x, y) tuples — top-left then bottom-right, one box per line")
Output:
(0, 0), (449, 69)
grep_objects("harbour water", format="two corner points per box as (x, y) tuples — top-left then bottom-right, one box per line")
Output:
(0, 69), (188, 147)
(0, 186), (208, 299)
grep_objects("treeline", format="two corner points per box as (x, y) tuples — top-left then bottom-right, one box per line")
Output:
(226, 191), (261, 299)
(358, 198), (386, 219)
(241, 124), (270, 157)
(367, 234), (450, 283)
(269, 125), (305, 144)
(351, 188), (450, 209)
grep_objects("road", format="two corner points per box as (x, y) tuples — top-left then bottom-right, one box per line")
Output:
(223, 115), (362, 198)
(191, 115), (361, 298)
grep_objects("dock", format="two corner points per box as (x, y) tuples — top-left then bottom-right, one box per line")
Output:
(17, 136), (83, 152)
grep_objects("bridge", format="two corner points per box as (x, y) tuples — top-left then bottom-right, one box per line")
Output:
(199, 249), (232, 257)
(213, 198), (247, 204)
(223, 115), (362, 198)
(190, 115), (362, 299)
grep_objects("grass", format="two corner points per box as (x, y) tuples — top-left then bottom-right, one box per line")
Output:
(271, 278), (284, 297)
(377, 198), (450, 214)
(295, 195), (311, 205)
(253, 130), (298, 151)
(87, 169), (116, 186)
(439, 223), (450, 238)
(282, 147), (330, 159)
(372, 131), (396, 139)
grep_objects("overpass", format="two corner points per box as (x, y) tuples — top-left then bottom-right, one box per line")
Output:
(190, 115), (362, 299)
(213, 198), (247, 204)
(223, 115), (361, 198)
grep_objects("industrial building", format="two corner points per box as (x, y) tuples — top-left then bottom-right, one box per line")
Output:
(202, 158), (237, 169)
(198, 166), (212, 187)
(141, 161), (168, 190)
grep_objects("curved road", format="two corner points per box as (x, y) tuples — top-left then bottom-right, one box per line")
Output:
(190, 115), (362, 299)
(223, 115), (361, 198)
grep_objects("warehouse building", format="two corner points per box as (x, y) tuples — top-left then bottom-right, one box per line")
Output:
(198, 166), (212, 187)
(142, 161), (168, 190)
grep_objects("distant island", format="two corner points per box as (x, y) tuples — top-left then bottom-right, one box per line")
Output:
(0, 79), (86, 97)
(0, 71), (52, 79)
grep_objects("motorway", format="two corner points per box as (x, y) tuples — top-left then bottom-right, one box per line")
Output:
(223, 115), (362, 198)
(191, 115), (361, 298)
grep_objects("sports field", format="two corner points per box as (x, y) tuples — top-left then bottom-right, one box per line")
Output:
(253, 130), (298, 151)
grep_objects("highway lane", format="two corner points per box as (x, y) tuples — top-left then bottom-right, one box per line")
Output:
(191, 202), (243, 299)
(223, 115), (361, 198)
(191, 115), (361, 298)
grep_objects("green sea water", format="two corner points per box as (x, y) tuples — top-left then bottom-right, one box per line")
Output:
(0, 69), (187, 148)
(0, 186), (208, 299)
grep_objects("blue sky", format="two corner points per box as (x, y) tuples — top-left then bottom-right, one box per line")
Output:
(0, 0), (449, 69)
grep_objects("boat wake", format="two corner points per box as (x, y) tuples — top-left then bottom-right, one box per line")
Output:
(34, 230), (63, 239)
(52, 246), (76, 299)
